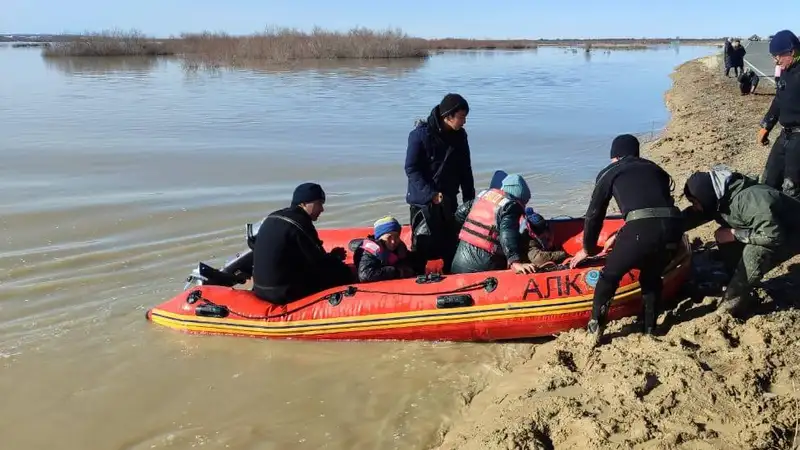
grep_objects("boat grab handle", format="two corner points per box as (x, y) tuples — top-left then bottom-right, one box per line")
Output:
(436, 294), (474, 309)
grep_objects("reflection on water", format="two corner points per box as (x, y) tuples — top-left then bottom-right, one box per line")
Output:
(43, 55), (166, 75)
(42, 54), (427, 79)
(210, 56), (427, 78)
(0, 44), (720, 450)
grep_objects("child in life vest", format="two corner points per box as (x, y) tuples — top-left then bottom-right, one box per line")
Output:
(519, 208), (569, 269)
(357, 216), (419, 282)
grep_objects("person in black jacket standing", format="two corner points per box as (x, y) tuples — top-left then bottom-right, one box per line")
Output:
(252, 183), (354, 305)
(569, 135), (683, 345)
(728, 40), (746, 77)
(405, 93), (476, 271)
(757, 29), (800, 200)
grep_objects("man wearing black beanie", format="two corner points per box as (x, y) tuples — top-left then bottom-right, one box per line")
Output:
(405, 93), (476, 271)
(252, 182), (354, 305)
(682, 165), (800, 319)
(570, 134), (684, 345)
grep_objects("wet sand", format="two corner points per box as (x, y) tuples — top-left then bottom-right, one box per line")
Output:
(434, 55), (800, 450)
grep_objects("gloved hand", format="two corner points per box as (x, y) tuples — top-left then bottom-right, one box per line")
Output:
(757, 128), (770, 146)
(330, 247), (347, 261)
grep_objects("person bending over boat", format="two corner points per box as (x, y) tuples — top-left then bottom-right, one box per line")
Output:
(682, 166), (800, 319)
(519, 208), (569, 269)
(569, 134), (683, 343)
(252, 183), (354, 305)
(405, 93), (476, 272)
(356, 216), (421, 283)
(450, 174), (538, 274)
(737, 68), (760, 95)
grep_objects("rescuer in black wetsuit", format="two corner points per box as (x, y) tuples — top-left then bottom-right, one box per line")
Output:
(758, 29), (800, 200)
(569, 134), (684, 345)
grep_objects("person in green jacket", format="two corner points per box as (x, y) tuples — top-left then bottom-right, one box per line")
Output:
(682, 165), (800, 318)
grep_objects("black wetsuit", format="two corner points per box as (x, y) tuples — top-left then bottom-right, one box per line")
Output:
(761, 60), (800, 199)
(583, 156), (683, 333)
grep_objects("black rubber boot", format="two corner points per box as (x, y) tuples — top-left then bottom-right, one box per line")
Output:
(586, 319), (604, 348)
(586, 299), (609, 348)
(642, 292), (658, 335)
(719, 271), (753, 319)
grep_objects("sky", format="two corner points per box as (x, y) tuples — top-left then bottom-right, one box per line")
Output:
(3, 0), (798, 39)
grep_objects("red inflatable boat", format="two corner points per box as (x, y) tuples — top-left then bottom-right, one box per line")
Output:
(146, 216), (692, 341)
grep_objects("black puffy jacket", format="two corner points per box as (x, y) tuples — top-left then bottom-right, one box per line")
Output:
(450, 196), (525, 273)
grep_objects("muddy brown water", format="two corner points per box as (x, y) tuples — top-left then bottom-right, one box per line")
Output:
(0, 45), (717, 449)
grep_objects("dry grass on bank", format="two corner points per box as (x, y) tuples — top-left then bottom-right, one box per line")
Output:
(427, 39), (539, 50)
(42, 30), (172, 57)
(176, 27), (428, 67)
(41, 27), (429, 63)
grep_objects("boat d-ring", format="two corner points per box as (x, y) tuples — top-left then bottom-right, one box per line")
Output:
(483, 277), (498, 293)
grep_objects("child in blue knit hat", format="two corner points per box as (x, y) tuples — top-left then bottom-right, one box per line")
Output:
(357, 216), (419, 282)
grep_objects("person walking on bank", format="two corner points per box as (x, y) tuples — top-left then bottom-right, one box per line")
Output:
(405, 93), (476, 271)
(758, 29), (800, 200)
(682, 166), (800, 318)
(252, 183), (354, 305)
(724, 38), (734, 77)
(729, 39), (746, 77)
(569, 134), (683, 344)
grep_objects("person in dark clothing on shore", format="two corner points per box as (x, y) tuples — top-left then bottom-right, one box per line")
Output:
(451, 174), (537, 274)
(724, 38), (734, 77)
(757, 29), (800, 200)
(252, 183), (354, 305)
(728, 40), (746, 77)
(569, 134), (683, 344)
(356, 216), (419, 283)
(738, 68), (760, 95)
(682, 166), (800, 319)
(405, 93), (476, 272)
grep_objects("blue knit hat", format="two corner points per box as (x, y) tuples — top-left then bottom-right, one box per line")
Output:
(501, 174), (531, 204)
(769, 30), (800, 56)
(373, 216), (401, 239)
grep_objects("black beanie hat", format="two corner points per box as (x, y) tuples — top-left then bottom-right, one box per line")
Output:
(610, 134), (640, 159)
(439, 93), (469, 117)
(684, 172), (717, 212)
(291, 182), (325, 207)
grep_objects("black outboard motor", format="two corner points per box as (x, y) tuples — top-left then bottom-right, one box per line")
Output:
(184, 221), (259, 289)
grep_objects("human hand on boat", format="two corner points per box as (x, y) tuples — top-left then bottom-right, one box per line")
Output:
(510, 262), (537, 274)
(714, 227), (736, 244)
(600, 232), (618, 255)
(568, 249), (589, 269)
(330, 247), (347, 261)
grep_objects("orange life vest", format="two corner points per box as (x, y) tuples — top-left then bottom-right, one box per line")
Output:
(458, 188), (513, 254)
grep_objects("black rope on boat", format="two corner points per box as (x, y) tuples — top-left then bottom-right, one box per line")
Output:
(355, 277), (497, 296)
(188, 289), (346, 320)
(186, 277), (499, 320)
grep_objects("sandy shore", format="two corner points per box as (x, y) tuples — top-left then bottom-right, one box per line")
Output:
(433, 54), (800, 450)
